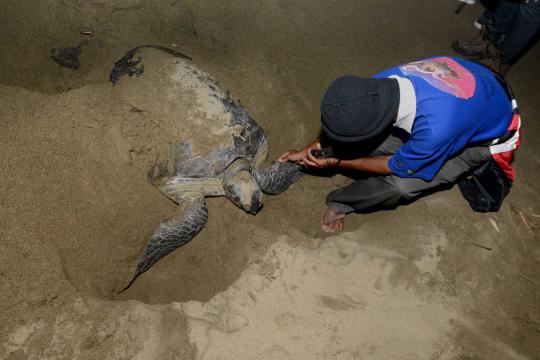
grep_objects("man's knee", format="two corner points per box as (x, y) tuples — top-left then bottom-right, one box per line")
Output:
(386, 176), (426, 200)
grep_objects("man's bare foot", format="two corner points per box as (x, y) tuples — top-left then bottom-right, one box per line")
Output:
(322, 207), (346, 233)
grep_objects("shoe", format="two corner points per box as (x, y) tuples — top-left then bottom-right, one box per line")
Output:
(452, 37), (491, 60)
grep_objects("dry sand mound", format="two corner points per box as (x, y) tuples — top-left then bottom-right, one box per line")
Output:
(4, 227), (460, 359)
(183, 229), (459, 360)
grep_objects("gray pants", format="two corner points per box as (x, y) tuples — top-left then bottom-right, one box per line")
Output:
(326, 134), (491, 214)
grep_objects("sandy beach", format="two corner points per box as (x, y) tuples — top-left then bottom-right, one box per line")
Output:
(1, 1), (539, 359)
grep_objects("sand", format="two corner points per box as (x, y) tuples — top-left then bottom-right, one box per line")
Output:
(182, 230), (460, 360)
(1, 0), (539, 359)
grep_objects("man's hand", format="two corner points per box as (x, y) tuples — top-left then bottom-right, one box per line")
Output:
(304, 149), (340, 168)
(278, 139), (322, 166)
(278, 149), (310, 165)
(279, 147), (339, 169)
(278, 132), (393, 175)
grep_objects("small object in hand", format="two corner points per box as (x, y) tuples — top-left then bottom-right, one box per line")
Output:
(311, 147), (334, 159)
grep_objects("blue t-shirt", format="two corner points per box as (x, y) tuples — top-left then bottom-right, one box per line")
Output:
(374, 56), (512, 181)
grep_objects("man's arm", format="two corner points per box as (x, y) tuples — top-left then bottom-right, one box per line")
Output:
(338, 156), (393, 175)
(304, 151), (394, 175)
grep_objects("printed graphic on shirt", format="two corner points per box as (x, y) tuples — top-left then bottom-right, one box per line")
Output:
(399, 57), (476, 99)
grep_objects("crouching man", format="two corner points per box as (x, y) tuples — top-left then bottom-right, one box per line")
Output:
(279, 56), (520, 232)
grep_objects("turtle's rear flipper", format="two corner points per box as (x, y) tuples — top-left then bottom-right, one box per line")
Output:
(254, 161), (303, 195)
(119, 194), (208, 293)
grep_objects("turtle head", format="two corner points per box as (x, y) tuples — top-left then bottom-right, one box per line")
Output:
(222, 159), (263, 214)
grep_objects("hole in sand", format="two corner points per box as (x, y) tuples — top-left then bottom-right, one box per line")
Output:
(115, 198), (262, 304)
(1, 0), (332, 306)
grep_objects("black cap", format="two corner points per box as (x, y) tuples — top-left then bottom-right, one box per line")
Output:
(320, 76), (400, 143)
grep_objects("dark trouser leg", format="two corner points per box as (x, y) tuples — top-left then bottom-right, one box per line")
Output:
(326, 146), (491, 214)
(498, 2), (540, 64)
(487, 0), (540, 64)
(485, 0), (520, 46)
(325, 133), (404, 214)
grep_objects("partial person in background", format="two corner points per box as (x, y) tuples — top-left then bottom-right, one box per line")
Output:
(473, 0), (501, 29)
(453, 0), (540, 75)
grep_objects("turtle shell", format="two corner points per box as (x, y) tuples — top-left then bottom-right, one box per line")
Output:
(111, 46), (266, 181)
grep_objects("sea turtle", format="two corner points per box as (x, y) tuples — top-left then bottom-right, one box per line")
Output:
(110, 45), (302, 291)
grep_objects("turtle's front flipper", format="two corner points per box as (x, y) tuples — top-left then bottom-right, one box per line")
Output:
(120, 194), (208, 292)
(254, 161), (303, 195)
